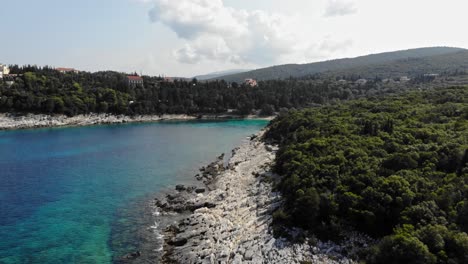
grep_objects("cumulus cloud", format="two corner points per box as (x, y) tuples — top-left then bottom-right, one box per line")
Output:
(147, 0), (352, 65)
(325, 0), (357, 17)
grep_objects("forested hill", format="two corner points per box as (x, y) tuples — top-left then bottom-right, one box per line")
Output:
(2, 64), (449, 117)
(193, 69), (250, 80)
(265, 87), (468, 264)
(216, 47), (467, 82)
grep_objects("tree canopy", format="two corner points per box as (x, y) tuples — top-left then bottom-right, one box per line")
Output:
(0, 65), (457, 117)
(266, 87), (468, 263)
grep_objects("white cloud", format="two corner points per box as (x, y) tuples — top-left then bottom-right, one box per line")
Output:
(146, 0), (351, 66)
(174, 34), (237, 63)
(324, 0), (357, 17)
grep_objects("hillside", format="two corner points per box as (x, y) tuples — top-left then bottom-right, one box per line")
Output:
(216, 47), (467, 82)
(327, 50), (468, 79)
(193, 69), (250, 80)
(266, 87), (468, 263)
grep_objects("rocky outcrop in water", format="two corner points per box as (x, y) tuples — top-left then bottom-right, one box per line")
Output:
(195, 153), (225, 184)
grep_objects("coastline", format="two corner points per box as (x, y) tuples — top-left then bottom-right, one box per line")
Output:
(0, 113), (275, 131)
(153, 130), (361, 264)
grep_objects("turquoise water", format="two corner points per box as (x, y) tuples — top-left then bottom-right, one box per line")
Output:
(0, 120), (268, 263)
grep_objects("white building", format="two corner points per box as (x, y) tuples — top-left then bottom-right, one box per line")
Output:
(400, 76), (411, 82)
(424, 73), (439, 77)
(0, 64), (10, 76)
(355, 79), (368, 85)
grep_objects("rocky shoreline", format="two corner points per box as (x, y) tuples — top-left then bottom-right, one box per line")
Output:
(0, 113), (274, 130)
(153, 130), (366, 264)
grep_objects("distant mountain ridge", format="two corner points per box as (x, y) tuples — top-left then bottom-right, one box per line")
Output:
(193, 69), (250, 80)
(214, 47), (467, 82)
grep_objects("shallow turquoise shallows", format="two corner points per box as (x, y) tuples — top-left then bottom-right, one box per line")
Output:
(0, 119), (268, 263)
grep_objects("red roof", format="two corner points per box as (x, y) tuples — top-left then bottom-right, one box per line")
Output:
(56, 68), (77, 72)
(127, 76), (143, 81)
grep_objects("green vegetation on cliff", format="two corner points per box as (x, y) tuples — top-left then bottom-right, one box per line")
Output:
(266, 87), (468, 263)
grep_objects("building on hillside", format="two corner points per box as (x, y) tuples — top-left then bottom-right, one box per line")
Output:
(355, 79), (368, 85)
(5, 74), (21, 77)
(424, 73), (439, 77)
(0, 64), (21, 85)
(0, 64), (10, 77)
(244, 78), (258, 87)
(400, 76), (411, 82)
(127, 75), (144, 87)
(56, 67), (80, 74)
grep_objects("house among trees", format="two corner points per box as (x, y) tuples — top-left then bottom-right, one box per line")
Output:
(56, 67), (80, 74)
(424, 73), (440, 77)
(0, 64), (10, 79)
(127, 75), (144, 87)
(400, 76), (411, 82)
(244, 78), (258, 87)
(355, 78), (368, 85)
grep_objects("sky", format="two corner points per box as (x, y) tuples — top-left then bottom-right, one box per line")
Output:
(1, 0), (468, 77)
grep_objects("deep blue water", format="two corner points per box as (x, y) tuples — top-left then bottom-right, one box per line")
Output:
(0, 120), (268, 263)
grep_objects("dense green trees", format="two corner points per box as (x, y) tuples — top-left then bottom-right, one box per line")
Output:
(0, 65), (440, 116)
(266, 87), (468, 263)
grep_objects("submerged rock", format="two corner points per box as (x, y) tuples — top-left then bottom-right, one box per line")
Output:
(120, 251), (141, 260)
(175, 185), (186, 191)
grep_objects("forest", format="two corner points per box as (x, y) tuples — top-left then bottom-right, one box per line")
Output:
(265, 87), (468, 263)
(216, 47), (468, 82)
(0, 65), (456, 117)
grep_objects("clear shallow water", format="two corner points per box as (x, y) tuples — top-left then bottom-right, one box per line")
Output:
(0, 120), (268, 263)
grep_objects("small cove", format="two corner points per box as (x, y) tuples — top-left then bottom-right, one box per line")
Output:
(0, 119), (268, 263)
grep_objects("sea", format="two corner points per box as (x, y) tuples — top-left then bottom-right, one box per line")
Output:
(0, 119), (269, 263)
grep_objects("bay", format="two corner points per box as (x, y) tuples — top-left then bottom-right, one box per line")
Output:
(0, 119), (268, 263)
